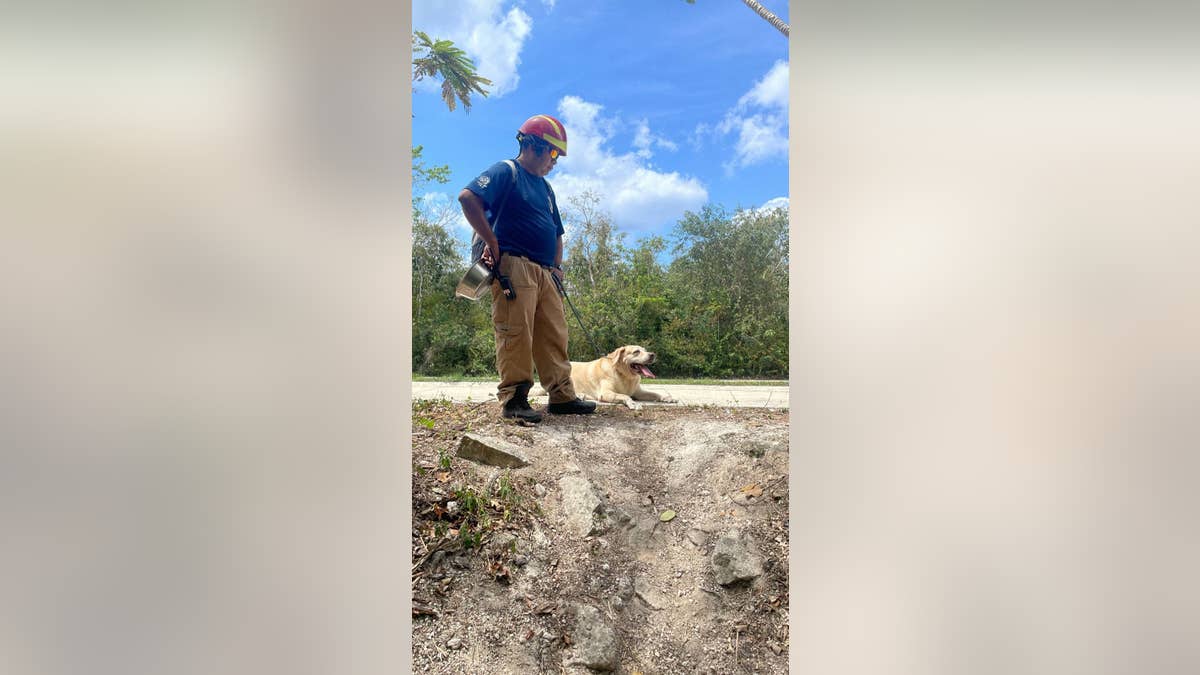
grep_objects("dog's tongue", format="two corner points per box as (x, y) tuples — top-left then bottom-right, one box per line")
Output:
(635, 364), (656, 378)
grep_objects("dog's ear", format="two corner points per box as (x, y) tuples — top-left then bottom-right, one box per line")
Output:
(610, 346), (626, 362)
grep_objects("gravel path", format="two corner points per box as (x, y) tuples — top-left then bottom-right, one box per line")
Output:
(411, 382), (789, 409)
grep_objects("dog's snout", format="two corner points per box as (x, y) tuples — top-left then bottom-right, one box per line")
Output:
(647, 352), (656, 363)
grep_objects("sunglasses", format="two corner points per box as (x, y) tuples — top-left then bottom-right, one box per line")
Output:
(533, 139), (560, 159)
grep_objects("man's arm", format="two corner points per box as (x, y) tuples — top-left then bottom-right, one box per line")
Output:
(458, 189), (501, 265)
(553, 235), (564, 282)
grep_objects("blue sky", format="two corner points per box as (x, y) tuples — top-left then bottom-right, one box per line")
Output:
(412, 0), (789, 252)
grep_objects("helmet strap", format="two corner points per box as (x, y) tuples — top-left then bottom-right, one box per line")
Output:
(517, 134), (550, 157)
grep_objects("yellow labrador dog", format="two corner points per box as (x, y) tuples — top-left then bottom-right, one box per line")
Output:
(567, 345), (675, 410)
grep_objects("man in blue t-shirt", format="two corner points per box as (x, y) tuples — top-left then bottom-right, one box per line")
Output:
(458, 114), (596, 423)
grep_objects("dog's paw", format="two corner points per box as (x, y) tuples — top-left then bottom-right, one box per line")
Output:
(624, 400), (643, 411)
(661, 394), (676, 404)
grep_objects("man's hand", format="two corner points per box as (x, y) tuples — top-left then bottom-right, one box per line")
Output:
(481, 244), (496, 268)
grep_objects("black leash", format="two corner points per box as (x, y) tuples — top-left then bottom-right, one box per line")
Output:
(551, 274), (605, 360)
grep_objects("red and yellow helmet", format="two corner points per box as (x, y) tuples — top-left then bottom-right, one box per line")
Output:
(517, 114), (568, 157)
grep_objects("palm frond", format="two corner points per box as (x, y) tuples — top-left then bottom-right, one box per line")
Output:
(411, 31), (493, 113)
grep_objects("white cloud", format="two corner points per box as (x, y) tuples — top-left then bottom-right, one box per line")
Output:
(703, 60), (789, 172)
(551, 96), (707, 234)
(541, 0), (557, 9)
(412, 1), (532, 97)
(760, 196), (789, 211)
(732, 196), (789, 226)
(632, 118), (680, 159)
(721, 113), (788, 174)
(740, 60), (789, 110)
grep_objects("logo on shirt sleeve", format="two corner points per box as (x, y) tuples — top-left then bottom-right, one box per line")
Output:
(476, 175), (491, 188)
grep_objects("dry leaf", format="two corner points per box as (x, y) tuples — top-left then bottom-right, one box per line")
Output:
(488, 561), (510, 581)
(741, 483), (763, 497)
(436, 472), (452, 483)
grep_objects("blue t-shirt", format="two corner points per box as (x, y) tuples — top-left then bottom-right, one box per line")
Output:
(464, 160), (564, 267)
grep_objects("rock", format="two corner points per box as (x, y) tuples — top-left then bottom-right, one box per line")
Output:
(513, 554), (528, 566)
(486, 532), (518, 557)
(686, 528), (708, 547)
(627, 516), (664, 549)
(445, 500), (460, 515)
(614, 576), (635, 602)
(484, 469), (500, 494)
(568, 605), (617, 671)
(607, 506), (636, 530)
(634, 578), (669, 610)
(559, 476), (605, 538)
(710, 529), (764, 586)
(533, 483), (547, 498)
(446, 637), (463, 650)
(456, 434), (529, 468)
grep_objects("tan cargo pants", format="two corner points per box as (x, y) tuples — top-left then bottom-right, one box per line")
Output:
(491, 254), (577, 405)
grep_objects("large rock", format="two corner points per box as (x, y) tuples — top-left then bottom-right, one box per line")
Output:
(559, 476), (604, 538)
(710, 529), (764, 586)
(567, 605), (617, 671)
(456, 434), (529, 468)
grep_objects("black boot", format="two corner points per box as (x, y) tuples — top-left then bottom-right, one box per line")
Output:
(502, 383), (543, 423)
(546, 397), (597, 415)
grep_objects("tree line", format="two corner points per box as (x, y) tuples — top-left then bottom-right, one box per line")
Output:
(412, 164), (788, 379)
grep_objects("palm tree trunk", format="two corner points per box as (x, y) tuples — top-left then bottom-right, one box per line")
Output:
(740, 0), (789, 37)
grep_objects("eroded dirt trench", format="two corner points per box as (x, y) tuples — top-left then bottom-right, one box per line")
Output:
(411, 402), (790, 674)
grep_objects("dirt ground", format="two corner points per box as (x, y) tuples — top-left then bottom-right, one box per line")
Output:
(411, 398), (789, 674)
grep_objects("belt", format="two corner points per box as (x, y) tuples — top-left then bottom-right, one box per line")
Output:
(503, 252), (556, 270)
